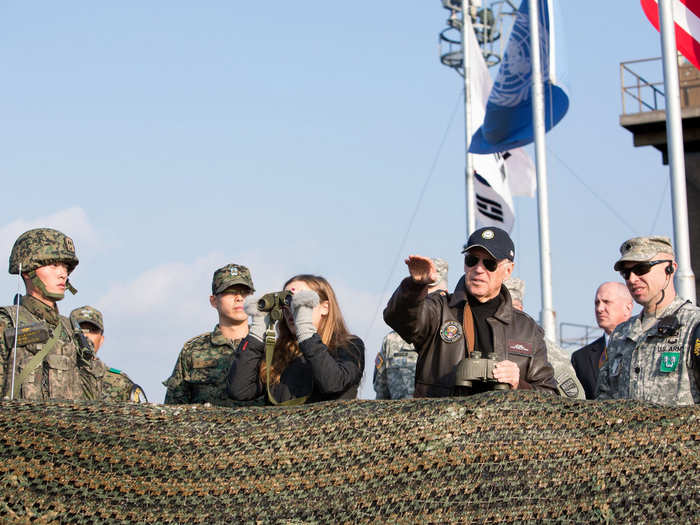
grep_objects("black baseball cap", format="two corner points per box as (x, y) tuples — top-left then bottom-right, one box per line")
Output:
(461, 227), (515, 261)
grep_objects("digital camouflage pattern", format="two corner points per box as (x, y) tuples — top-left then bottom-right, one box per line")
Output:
(503, 277), (524, 304)
(373, 331), (418, 399)
(102, 365), (140, 402)
(544, 339), (585, 400)
(597, 297), (700, 405)
(613, 235), (674, 271)
(164, 325), (243, 406)
(0, 392), (697, 522)
(431, 257), (449, 285)
(9, 228), (79, 274)
(69, 306), (104, 332)
(0, 296), (96, 401)
(211, 264), (254, 295)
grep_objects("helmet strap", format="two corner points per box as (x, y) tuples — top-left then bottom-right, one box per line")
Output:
(66, 279), (77, 295)
(29, 270), (65, 301)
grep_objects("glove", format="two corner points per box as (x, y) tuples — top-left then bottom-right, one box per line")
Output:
(291, 290), (320, 343)
(244, 296), (270, 342)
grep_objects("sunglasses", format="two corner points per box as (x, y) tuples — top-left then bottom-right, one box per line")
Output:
(465, 254), (499, 272)
(619, 260), (672, 280)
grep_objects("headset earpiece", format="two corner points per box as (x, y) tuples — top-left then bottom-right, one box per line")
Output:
(666, 264), (674, 275)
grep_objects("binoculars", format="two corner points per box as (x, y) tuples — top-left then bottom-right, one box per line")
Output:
(257, 291), (293, 321)
(454, 352), (511, 391)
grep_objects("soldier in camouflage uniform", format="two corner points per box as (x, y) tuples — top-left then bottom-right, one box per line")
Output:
(164, 264), (254, 406)
(0, 228), (98, 400)
(505, 277), (585, 400)
(596, 236), (700, 405)
(374, 258), (448, 399)
(70, 306), (147, 403)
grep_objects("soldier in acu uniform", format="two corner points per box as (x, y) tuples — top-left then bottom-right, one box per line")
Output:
(70, 305), (147, 403)
(374, 258), (448, 399)
(164, 264), (254, 406)
(0, 228), (97, 400)
(504, 277), (585, 400)
(596, 236), (700, 405)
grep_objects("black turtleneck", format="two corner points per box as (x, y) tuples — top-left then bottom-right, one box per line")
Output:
(467, 293), (502, 357)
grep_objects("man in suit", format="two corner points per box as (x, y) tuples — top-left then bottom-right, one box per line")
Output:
(571, 282), (633, 399)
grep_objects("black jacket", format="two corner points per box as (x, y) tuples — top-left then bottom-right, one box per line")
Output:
(383, 276), (558, 397)
(571, 335), (605, 400)
(227, 333), (364, 404)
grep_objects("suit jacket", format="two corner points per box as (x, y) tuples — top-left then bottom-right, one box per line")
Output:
(571, 335), (605, 399)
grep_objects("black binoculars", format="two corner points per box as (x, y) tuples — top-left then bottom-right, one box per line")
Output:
(454, 352), (511, 391)
(257, 291), (293, 321)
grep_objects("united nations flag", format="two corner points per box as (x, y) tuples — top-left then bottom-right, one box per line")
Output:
(469, 0), (569, 154)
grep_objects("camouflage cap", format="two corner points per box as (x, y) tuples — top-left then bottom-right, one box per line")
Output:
(9, 228), (79, 274)
(70, 305), (104, 332)
(430, 258), (449, 286)
(613, 236), (675, 271)
(212, 264), (255, 295)
(504, 277), (525, 303)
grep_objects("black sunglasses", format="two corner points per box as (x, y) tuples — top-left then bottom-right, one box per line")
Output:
(465, 254), (499, 272)
(619, 260), (672, 280)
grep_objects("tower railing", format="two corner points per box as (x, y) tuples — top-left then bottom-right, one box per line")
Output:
(620, 57), (665, 114)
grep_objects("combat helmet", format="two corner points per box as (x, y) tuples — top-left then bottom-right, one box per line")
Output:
(9, 228), (79, 300)
(9, 228), (79, 275)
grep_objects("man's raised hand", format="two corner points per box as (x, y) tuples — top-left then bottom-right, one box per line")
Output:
(405, 255), (437, 285)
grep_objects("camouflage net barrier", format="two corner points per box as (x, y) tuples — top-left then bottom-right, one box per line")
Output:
(0, 392), (698, 524)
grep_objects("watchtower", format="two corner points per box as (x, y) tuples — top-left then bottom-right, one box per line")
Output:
(620, 57), (700, 300)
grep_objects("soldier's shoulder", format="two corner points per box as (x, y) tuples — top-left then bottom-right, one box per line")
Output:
(611, 315), (637, 339)
(677, 300), (700, 321)
(180, 332), (213, 352)
(382, 331), (414, 352)
(0, 305), (15, 324)
(105, 366), (135, 385)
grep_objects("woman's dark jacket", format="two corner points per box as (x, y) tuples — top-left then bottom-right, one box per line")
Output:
(383, 276), (558, 397)
(226, 333), (364, 403)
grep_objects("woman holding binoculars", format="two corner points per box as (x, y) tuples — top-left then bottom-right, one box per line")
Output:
(227, 274), (364, 404)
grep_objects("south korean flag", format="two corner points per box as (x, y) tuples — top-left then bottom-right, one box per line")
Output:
(473, 151), (515, 233)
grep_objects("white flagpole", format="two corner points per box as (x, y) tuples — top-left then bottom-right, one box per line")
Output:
(528, 0), (556, 340)
(658, 0), (697, 303)
(461, 0), (476, 236)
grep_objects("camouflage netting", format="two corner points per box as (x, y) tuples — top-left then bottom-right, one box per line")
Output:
(0, 391), (698, 523)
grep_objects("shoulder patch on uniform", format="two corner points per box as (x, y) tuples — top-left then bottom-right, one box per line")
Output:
(508, 341), (533, 356)
(694, 338), (700, 357)
(558, 377), (580, 398)
(375, 353), (384, 370)
(440, 321), (463, 343)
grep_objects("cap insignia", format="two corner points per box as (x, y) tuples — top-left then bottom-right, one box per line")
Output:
(65, 237), (75, 253)
(482, 230), (494, 240)
(230, 267), (239, 276)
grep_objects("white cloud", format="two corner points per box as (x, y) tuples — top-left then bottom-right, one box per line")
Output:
(0, 207), (100, 262)
(0, 207), (103, 302)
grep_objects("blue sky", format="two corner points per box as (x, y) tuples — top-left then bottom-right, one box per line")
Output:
(0, 2), (674, 401)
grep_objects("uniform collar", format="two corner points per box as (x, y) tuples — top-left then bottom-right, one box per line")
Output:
(21, 294), (60, 326)
(210, 324), (242, 347)
(628, 295), (687, 342)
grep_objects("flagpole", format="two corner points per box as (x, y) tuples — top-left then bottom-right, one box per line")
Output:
(658, 0), (697, 303)
(528, 0), (556, 340)
(461, 0), (476, 236)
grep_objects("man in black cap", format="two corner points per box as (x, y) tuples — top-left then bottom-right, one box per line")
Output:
(384, 227), (557, 397)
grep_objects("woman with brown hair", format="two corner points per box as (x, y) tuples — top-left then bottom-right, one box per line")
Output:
(227, 274), (364, 404)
